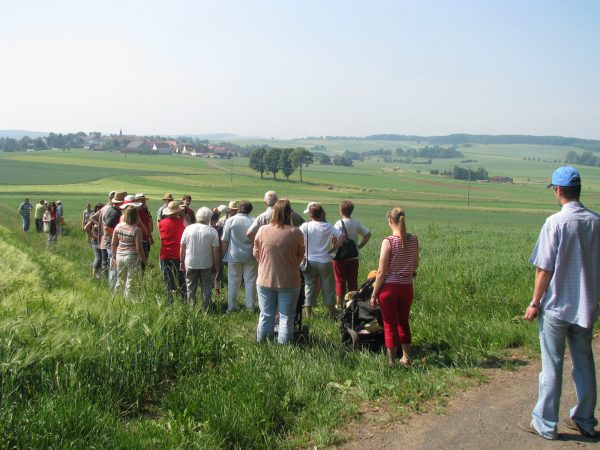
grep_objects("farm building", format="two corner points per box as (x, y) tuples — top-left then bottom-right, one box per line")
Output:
(152, 142), (172, 154)
(123, 140), (153, 154)
(488, 176), (513, 183)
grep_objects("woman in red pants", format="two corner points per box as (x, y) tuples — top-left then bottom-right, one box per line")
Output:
(370, 208), (419, 367)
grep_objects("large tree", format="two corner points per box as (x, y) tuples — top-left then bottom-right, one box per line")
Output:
(290, 148), (313, 183)
(264, 148), (282, 180)
(279, 148), (295, 180)
(249, 148), (267, 179)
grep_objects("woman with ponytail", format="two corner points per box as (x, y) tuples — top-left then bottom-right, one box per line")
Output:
(370, 208), (419, 367)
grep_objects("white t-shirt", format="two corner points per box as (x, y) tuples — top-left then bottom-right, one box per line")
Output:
(299, 221), (343, 263)
(334, 218), (370, 241)
(180, 223), (219, 269)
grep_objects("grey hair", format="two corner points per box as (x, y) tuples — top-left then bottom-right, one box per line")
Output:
(195, 206), (213, 223)
(263, 190), (278, 207)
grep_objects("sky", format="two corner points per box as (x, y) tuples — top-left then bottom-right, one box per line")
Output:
(1, 0), (599, 139)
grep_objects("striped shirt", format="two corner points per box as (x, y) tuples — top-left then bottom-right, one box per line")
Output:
(383, 234), (419, 285)
(114, 223), (140, 256)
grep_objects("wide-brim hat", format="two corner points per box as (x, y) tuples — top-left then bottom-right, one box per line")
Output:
(134, 193), (146, 200)
(162, 193), (174, 201)
(164, 201), (183, 215)
(111, 191), (127, 204)
(120, 201), (142, 210)
(228, 200), (239, 210)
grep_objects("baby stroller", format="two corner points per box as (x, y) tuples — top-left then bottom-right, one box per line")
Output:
(339, 275), (384, 350)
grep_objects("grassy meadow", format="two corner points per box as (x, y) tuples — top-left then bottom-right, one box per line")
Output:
(1, 144), (599, 448)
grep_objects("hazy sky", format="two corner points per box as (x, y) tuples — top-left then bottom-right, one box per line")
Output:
(1, 0), (599, 139)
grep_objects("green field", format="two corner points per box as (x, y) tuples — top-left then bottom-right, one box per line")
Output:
(1, 144), (599, 448)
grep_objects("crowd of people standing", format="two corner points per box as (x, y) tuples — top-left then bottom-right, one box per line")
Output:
(19, 189), (421, 364)
(19, 197), (65, 245)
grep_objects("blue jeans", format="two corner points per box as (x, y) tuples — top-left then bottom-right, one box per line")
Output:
(22, 215), (30, 232)
(256, 285), (300, 344)
(532, 313), (597, 438)
(91, 240), (102, 270)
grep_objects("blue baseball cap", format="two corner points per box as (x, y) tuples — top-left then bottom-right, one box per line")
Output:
(547, 166), (581, 188)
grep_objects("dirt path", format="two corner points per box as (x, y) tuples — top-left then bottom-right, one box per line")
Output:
(337, 338), (599, 449)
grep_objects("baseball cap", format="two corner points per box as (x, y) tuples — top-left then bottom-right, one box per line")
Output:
(303, 202), (318, 214)
(547, 166), (581, 188)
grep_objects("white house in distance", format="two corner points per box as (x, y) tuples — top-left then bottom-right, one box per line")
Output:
(152, 142), (172, 154)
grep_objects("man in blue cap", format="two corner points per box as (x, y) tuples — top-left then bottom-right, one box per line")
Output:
(520, 166), (600, 440)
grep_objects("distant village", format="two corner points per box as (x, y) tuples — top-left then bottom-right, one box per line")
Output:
(0, 130), (248, 158)
(88, 130), (246, 158)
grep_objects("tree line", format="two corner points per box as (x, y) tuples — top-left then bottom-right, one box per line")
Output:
(301, 134), (600, 152)
(430, 166), (489, 180)
(0, 132), (87, 151)
(249, 148), (314, 182)
(564, 150), (600, 167)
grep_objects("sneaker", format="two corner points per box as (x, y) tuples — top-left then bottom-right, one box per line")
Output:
(518, 421), (557, 440)
(563, 418), (599, 439)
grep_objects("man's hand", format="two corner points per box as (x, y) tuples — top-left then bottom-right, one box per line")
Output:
(524, 304), (539, 321)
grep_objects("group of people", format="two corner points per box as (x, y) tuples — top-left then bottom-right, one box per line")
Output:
(76, 189), (419, 354)
(18, 164), (600, 440)
(19, 198), (65, 244)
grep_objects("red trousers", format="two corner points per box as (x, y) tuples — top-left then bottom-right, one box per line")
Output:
(333, 258), (359, 298)
(378, 283), (413, 348)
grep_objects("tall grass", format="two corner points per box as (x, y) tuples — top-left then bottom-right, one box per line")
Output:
(0, 195), (544, 448)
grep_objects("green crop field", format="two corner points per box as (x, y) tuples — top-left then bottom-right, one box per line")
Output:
(1, 144), (599, 448)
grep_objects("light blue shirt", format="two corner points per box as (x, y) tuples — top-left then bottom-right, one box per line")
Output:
(222, 213), (255, 263)
(529, 201), (600, 328)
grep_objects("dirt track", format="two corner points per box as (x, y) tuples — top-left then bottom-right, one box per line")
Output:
(337, 338), (599, 449)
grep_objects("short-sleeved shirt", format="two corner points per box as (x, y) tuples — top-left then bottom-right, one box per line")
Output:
(183, 206), (196, 225)
(35, 203), (45, 219)
(383, 234), (419, 285)
(253, 224), (304, 289)
(222, 213), (255, 263)
(247, 207), (305, 236)
(181, 223), (220, 270)
(158, 216), (185, 260)
(19, 202), (32, 217)
(334, 218), (370, 260)
(102, 205), (121, 248)
(299, 220), (343, 263)
(138, 207), (153, 240)
(114, 223), (140, 256)
(529, 201), (600, 328)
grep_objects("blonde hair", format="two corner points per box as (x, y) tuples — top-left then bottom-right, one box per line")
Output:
(387, 207), (406, 248)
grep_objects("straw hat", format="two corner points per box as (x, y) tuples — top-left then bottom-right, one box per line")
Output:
(162, 193), (174, 201)
(111, 191), (127, 204)
(228, 200), (239, 210)
(164, 201), (183, 215)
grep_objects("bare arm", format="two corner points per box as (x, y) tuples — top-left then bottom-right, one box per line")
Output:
(358, 231), (371, 249)
(179, 243), (186, 272)
(370, 239), (391, 307)
(111, 228), (119, 266)
(524, 267), (553, 321)
(211, 246), (221, 274)
(220, 240), (229, 258)
(135, 229), (146, 264)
